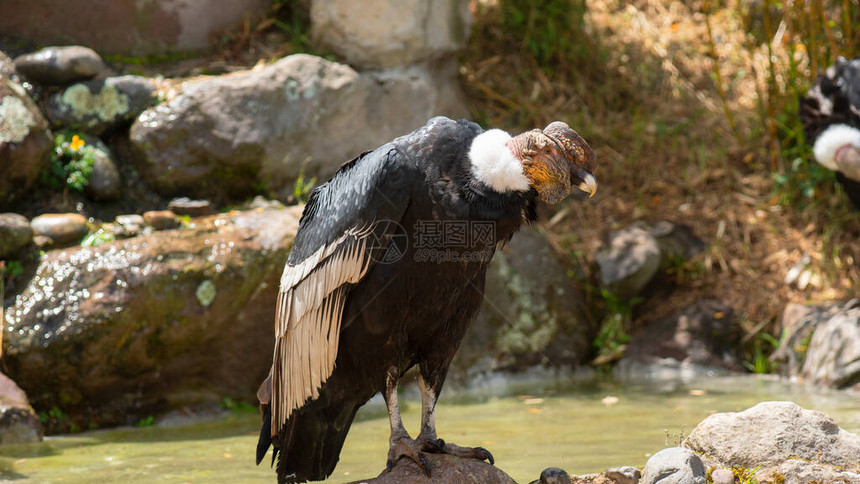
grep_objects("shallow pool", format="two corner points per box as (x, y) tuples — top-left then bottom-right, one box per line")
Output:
(1, 375), (858, 483)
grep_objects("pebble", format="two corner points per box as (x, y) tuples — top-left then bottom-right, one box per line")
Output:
(143, 210), (181, 230)
(605, 465), (641, 484)
(114, 214), (145, 238)
(30, 213), (89, 247)
(168, 197), (213, 217)
(711, 468), (734, 484)
(0, 213), (33, 258)
(13, 46), (110, 86)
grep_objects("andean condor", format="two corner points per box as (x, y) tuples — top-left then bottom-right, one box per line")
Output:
(800, 56), (860, 207)
(255, 116), (597, 483)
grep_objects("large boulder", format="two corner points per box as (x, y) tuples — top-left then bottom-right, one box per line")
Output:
(594, 221), (704, 301)
(130, 54), (467, 201)
(771, 300), (860, 389)
(3, 206), (300, 430)
(450, 227), (591, 385)
(311, 0), (471, 69)
(770, 301), (842, 377)
(0, 75), (52, 208)
(0, 0), (271, 56)
(684, 401), (860, 483)
(13, 46), (111, 86)
(618, 299), (741, 373)
(801, 301), (860, 389)
(45, 76), (156, 135)
(0, 372), (42, 445)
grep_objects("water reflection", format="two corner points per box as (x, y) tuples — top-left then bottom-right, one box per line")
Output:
(1, 375), (857, 483)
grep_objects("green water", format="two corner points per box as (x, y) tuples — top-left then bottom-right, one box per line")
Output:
(1, 375), (858, 483)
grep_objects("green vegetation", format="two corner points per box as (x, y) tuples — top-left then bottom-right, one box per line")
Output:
(592, 290), (639, 361)
(743, 332), (780, 374)
(43, 132), (96, 193)
(135, 415), (155, 427)
(80, 228), (116, 247)
(292, 162), (317, 204)
(221, 396), (256, 413)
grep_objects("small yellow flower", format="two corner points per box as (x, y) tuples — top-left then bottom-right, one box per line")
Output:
(70, 135), (85, 151)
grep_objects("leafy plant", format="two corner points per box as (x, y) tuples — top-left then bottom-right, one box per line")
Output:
(743, 332), (780, 374)
(80, 228), (116, 247)
(293, 162), (317, 204)
(135, 415), (155, 427)
(593, 289), (641, 358)
(43, 132), (96, 193)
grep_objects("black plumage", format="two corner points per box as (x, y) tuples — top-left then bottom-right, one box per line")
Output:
(800, 56), (860, 207)
(256, 117), (596, 483)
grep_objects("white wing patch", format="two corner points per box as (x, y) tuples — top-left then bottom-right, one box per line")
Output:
(271, 224), (376, 435)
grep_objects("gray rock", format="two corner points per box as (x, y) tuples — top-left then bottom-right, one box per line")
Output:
(46, 75), (155, 134)
(3, 207), (301, 430)
(595, 221), (704, 301)
(129, 54), (467, 200)
(801, 301), (860, 389)
(168, 197), (213, 217)
(30, 213), (89, 247)
(595, 225), (661, 301)
(450, 227), (590, 384)
(529, 467), (571, 484)
(605, 466), (641, 484)
(758, 459), (860, 484)
(640, 447), (706, 484)
(310, 0), (471, 69)
(771, 302), (842, 378)
(83, 137), (121, 201)
(13, 46), (110, 86)
(0, 0), (271, 56)
(0, 50), (19, 82)
(0, 75), (52, 208)
(684, 401), (860, 472)
(0, 213), (33, 258)
(709, 468), (733, 484)
(347, 453), (515, 484)
(143, 210), (180, 230)
(0, 372), (42, 445)
(620, 299), (741, 371)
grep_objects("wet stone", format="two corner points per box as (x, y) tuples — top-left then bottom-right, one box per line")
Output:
(533, 467), (572, 484)
(168, 197), (213, 217)
(0, 213), (33, 258)
(30, 213), (89, 247)
(143, 210), (180, 230)
(0, 372), (42, 445)
(13, 46), (110, 86)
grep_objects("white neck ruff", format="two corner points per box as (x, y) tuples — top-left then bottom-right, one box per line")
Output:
(813, 124), (860, 171)
(468, 129), (530, 193)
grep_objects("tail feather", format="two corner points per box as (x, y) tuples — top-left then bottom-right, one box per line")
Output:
(256, 404), (273, 466)
(272, 400), (362, 483)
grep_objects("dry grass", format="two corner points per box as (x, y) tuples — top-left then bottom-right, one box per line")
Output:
(461, 0), (860, 346)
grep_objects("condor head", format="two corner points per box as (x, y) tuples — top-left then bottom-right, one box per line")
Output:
(508, 121), (597, 203)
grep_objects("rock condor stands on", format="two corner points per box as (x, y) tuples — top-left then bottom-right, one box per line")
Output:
(255, 116), (597, 483)
(800, 56), (860, 208)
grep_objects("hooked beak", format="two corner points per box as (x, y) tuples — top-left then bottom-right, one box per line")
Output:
(572, 167), (597, 198)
